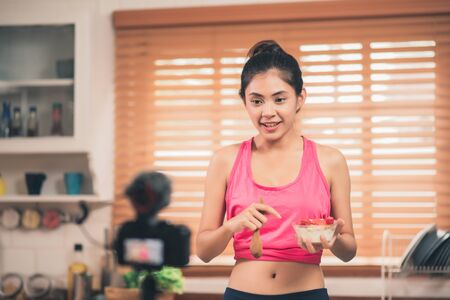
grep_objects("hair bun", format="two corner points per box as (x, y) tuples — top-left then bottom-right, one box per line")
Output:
(247, 40), (285, 58)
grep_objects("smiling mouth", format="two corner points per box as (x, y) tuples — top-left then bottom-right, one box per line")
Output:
(261, 122), (281, 128)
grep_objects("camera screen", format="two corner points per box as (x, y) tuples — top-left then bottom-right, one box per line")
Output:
(124, 238), (164, 265)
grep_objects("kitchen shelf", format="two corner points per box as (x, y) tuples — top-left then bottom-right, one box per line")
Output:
(0, 79), (74, 92)
(0, 195), (111, 203)
(0, 137), (88, 154)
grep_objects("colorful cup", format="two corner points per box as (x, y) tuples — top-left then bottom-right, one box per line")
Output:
(64, 172), (84, 195)
(25, 173), (47, 195)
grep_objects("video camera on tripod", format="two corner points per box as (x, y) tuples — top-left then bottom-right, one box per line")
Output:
(114, 172), (191, 300)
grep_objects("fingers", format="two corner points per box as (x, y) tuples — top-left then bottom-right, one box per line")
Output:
(236, 202), (281, 233)
(253, 203), (282, 219)
(329, 235), (337, 248)
(335, 218), (345, 233)
(295, 217), (346, 253)
(332, 218), (345, 239)
(297, 234), (330, 253)
(304, 238), (319, 253)
(320, 234), (335, 249)
(297, 236), (321, 253)
(251, 207), (268, 224)
(244, 220), (258, 231)
(297, 236), (308, 250)
(246, 213), (263, 230)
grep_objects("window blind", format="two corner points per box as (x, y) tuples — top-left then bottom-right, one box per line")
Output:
(114, 14), (450, 259)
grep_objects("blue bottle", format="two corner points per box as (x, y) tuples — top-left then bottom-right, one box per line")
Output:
(0, 101), (12, 138)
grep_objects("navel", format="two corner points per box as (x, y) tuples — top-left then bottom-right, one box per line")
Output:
(271, 272), (277, 279)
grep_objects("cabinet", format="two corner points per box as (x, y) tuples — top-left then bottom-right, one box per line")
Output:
(0, 15), (89, 154)
(0, 14), (108, 205)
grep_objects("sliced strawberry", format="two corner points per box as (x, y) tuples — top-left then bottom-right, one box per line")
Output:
(298, 217), (334, 225)
(310, 218), (323, 225)
(299, 219), (311, 225)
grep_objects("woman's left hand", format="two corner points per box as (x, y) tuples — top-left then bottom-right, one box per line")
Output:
(297, 218), (345, 253)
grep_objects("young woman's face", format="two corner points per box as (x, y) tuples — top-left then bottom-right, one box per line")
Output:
(244, 69), (305, 141)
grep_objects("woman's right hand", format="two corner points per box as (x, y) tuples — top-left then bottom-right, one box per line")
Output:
(224, 203), (282, 234)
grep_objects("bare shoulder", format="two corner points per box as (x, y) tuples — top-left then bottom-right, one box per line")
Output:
(208, 143), (242, 179)
(314, 142), (348, 186)
(315, 142), (347, 167)
(212, 143), (241, 164)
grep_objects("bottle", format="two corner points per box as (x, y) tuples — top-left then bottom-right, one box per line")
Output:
(0, 101), (11, 138)
(10, 107), (22, 137)
(67, 243), (88, 300)
(26, 106), (39, 137)
(0, 173), (6, 195)
(50, 102), (63, 135)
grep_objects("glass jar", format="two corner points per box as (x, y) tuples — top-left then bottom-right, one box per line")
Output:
(27, 106), (38, 137)
(10, 107), (22, 137)
(50, 102), (63, 136)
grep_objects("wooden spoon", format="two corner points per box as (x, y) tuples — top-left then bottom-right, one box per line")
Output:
(250, 197), (264, 258)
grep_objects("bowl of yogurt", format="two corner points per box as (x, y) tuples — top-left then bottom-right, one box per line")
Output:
(293, 217), (337, 244)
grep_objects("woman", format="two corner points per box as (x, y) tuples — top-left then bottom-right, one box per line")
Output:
(196, 40), (357, 300)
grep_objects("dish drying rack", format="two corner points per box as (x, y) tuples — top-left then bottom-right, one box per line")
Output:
(381, 229), (450, 300)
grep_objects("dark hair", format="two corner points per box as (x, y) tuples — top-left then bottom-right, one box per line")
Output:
(125, 171), (172, 216)
(239, 40), (303, 102)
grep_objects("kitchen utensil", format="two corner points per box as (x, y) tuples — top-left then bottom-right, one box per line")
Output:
(72, 273), (92, 300)
(0, 273), (23, 299)
(21, 208), (42, 230)
(0, 208), (21, 230)
(42, 209), (68, 230)
(250, 197), (264, 258)
(24, 273), (52, 299)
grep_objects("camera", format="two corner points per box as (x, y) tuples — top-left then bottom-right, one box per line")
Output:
(115, 219), (191, 269)
(114, 172), (191, 299)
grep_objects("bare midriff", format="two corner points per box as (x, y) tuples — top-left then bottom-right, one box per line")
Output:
(228, 259), (324, 294)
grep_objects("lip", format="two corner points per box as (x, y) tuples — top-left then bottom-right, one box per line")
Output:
(260, 121), (281, 133)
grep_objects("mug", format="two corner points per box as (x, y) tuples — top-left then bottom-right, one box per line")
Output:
(25, 172), (47, 195)
(64, 172), (84, 195)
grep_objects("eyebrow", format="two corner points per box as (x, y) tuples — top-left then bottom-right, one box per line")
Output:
(248, 91), (288, 97)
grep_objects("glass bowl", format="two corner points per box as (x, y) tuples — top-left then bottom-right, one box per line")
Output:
(292, 218), (337, 244)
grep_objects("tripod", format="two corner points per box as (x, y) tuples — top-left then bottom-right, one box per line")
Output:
(140, 273), (160, 300)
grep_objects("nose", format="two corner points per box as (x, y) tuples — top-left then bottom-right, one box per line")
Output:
(262, 102), (276, 118)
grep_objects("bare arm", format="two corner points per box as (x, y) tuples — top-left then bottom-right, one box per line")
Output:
(329, 150), (357, 262)
(196, 149), (233, 263)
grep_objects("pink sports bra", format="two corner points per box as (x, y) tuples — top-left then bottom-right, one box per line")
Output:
(225, 135), (331, 264)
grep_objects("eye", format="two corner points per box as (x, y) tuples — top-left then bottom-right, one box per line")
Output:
(275, 98), (286, 103)
(251, 99), (263, 105)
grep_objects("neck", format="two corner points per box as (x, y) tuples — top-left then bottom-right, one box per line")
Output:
(254, 129), (302, 153)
